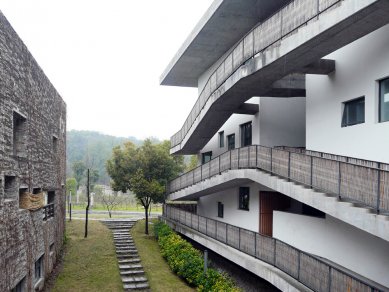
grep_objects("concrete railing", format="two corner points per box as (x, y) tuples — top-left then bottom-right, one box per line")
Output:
(163, 205), (385, 292)
(170, 0), (342, 149)
(168, 145), (389, 214)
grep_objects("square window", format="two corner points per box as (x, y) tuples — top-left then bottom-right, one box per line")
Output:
(341, 97), (365, 127)
(201, 151), (212, 164)
(240, 122), (252, 146)
(227, 134), (235, 150)
(35, 255), (44, 283)
(379, 78), (389, 122)
(217, 202), (224, 218)
(239, 187), (250, 211)
(218, 131), (224, 148)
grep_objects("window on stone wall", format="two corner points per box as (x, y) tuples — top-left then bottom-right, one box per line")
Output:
(4, 175), (17, 199)
(227, 134), (235, 150)
(47, 191), (55, 204)
(379, 78), (389, 122)
(238, 187), (250, 211)
(217, 202), (224, 218)
(13, 111), (27, 157)
(33, 188), (42, 195)
(34, 255), (44, 283)
(52, 136), (58, 153)
(50, 243), (55, 257)
(341, 97), (365, 127)
(11, 277), (25, 292)
(240, 122), (252, 147)
(218, 131), (224, 148)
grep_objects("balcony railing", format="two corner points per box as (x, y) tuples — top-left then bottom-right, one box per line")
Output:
(163, 205), (384, 292)
(43, 203), (54, 221)
(170, 0), (343, 149)
(168, 145), (389, 214)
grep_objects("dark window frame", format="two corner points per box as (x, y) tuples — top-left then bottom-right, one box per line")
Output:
(240, 122), (252, 147)
(341, 97), (365, 127)
(379, 77), (389, 123)
(218, 131), (224, 148)
(227, 134), (235, 150)
(201, 151), (212, 164)
(238, 187), (250, 211)
(217, 202), (224, 218)
(11, 277), (25, 292)
(34, 255), (44, 283)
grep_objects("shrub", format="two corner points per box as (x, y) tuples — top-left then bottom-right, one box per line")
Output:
(154, 221), (240, 291)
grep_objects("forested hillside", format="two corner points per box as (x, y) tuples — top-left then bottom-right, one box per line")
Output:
(66, 130), (149, 184)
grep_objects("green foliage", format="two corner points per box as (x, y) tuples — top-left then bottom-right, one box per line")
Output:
(66, 178), (77, 198)
(72, 160), (86, 188)
(186, 155), (199, 171)
(154, 222), (239, 292)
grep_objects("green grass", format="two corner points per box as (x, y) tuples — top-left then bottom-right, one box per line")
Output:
(131, 219), (195, 292)
(52, 220), (123, 292)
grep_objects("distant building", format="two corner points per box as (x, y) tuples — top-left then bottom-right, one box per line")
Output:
(161, 1), (389, 291)
(0, 11), (66, 291)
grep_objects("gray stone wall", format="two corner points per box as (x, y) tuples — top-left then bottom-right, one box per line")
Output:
(0, 10), (66, 291)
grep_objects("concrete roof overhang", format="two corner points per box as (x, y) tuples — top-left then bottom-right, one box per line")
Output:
(160, 0), (290, 87)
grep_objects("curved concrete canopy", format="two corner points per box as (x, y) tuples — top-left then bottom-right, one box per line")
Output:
(160, 0), (290, 87)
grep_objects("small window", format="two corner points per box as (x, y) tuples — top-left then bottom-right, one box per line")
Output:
(13, 111), (27, 157)
(240, 122), (252, 147)
(239, 187), (250, 211)
(227, 134), (235, 150)
(379, 78), (389, 123)
(11, 277), (25, 292)
(218, 131), (224, 148)
(201, 151), (212, 164)
(52, 136), (58, 153)
(341, 97), (365, 127)
(33, 188), (42, 195)
(47, 191), (55, 204)
(50, 243), (55, 256)
(5, 175), (17, 199)
(217, 202), (224, 218)
(34, 255), (44, 283)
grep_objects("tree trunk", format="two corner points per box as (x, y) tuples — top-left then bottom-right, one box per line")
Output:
(144, 204), (149, 235)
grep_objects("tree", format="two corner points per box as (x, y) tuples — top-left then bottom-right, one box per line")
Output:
(89, 169), (99, 190)
(66, 178), (77, 199)
(72, 160), (86, 189)
(186, 155), (199, 171)
(106, 139), (184, 234)
(99, 191), (120, 218)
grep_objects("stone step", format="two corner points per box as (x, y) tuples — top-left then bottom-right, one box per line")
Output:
(118, 258), (140, 264)
(120, 270), (145, 276)
(122, 275), (148, 283)
(123, 282), (150, 290)
(119, 264), (143, 270)
(117, 249), (138, 253)
(117, 254), (139, 260)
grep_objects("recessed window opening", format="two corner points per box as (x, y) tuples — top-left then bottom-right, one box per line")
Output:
(52, 136), (58, 153)
(11, 277), (25, 292)
(201, 151), (212, 164)
(34, 255), (44, 283)
(341, 97), (365, 127)
(238, 187), (250, 211)
(240, 122), (252, 147)
(47, 191), (55, 204)
(5, 175), (17, 199)
(33, 188), (42, 195)
(218, 131), (224, 148)
(217, 202), (224, 218)
(379, 78), (389, 123)
(13, 111), (27, 157)
(227, 134), (235, 150)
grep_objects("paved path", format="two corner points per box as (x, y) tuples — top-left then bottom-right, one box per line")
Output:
(103, 220), (150, 291)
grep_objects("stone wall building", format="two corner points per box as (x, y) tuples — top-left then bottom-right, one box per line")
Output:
(0, 11), (66, 291)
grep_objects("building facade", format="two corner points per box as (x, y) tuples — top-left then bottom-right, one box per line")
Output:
(161, 1), (389, 291)
(0, 12), (66, 291)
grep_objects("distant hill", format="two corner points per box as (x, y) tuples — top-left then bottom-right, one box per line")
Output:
(66, 130), (154, 185)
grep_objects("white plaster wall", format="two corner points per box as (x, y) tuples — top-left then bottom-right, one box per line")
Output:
(197, 182), (261, 232)
(259, 96), (306, 147)
(273, 211), (389, 287)
(306, 24), (389, 163)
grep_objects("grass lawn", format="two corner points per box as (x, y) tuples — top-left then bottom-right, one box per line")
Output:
(52, 220), (122, 292)
(69, 204), (162, 213)
(131, 219), (195, 292)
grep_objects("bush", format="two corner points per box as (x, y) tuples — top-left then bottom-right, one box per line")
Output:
(154, 221), (240, 292)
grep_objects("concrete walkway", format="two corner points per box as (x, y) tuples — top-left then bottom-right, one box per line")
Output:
(103, 220), (150, 291)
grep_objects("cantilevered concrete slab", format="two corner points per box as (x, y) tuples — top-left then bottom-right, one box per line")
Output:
(160, 0), (290, 87)
(170, 0), (389, 154)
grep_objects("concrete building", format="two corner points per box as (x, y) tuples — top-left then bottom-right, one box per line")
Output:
(161, 1), (389, 291)
(0, 12), (66, 291)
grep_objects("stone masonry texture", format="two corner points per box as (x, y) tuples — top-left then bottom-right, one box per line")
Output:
(0, 10), (66, 291)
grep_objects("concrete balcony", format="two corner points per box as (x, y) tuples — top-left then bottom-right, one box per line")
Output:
(167, 145), (389, 242)
(162, 206), (388, 292)
(167, 0), (389, 154)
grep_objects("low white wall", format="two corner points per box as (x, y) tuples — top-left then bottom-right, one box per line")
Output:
(197, 182), (262, 232)
(273, 211), (389, 287)
(306, 24), (389, 163)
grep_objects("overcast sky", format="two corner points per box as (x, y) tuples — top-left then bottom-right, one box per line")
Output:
(0, 0), (213, 140)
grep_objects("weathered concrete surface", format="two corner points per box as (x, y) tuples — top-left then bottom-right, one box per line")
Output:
(163, 217), (312, 292)
(170, 0), (389, 154)
(160, 0), (290, 87)
(0, 11), (66, 291)
(168, 169), (389, 242)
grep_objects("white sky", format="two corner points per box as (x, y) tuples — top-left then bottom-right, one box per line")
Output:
(0, 0), (213, 140)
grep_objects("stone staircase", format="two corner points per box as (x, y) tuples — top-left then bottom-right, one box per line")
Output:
(103, 220), (150, 291)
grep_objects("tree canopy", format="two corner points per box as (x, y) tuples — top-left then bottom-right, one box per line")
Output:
(106, 139), (184, 233)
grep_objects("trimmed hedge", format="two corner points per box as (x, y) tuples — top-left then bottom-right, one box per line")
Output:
(154, 221), (240, 292)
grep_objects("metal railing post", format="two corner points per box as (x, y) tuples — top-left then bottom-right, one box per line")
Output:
(270, 148), (273, 174)
(328, 267), (332, 292)
(238, 227), (241, 249)
(297, 252), (301, 280)
(254, 233), (257, 257)
(256, 146), (258, 168)
(310, 156), (313, 188)
(215, 220), (218, 239)
(338, 161), (341, 199)
(288, 151), (291, 181)
(238, 148), (240, 168)
(226, 224), (228, 245)
(377, 163), (381, 214)
(206, 218), (208, 235)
